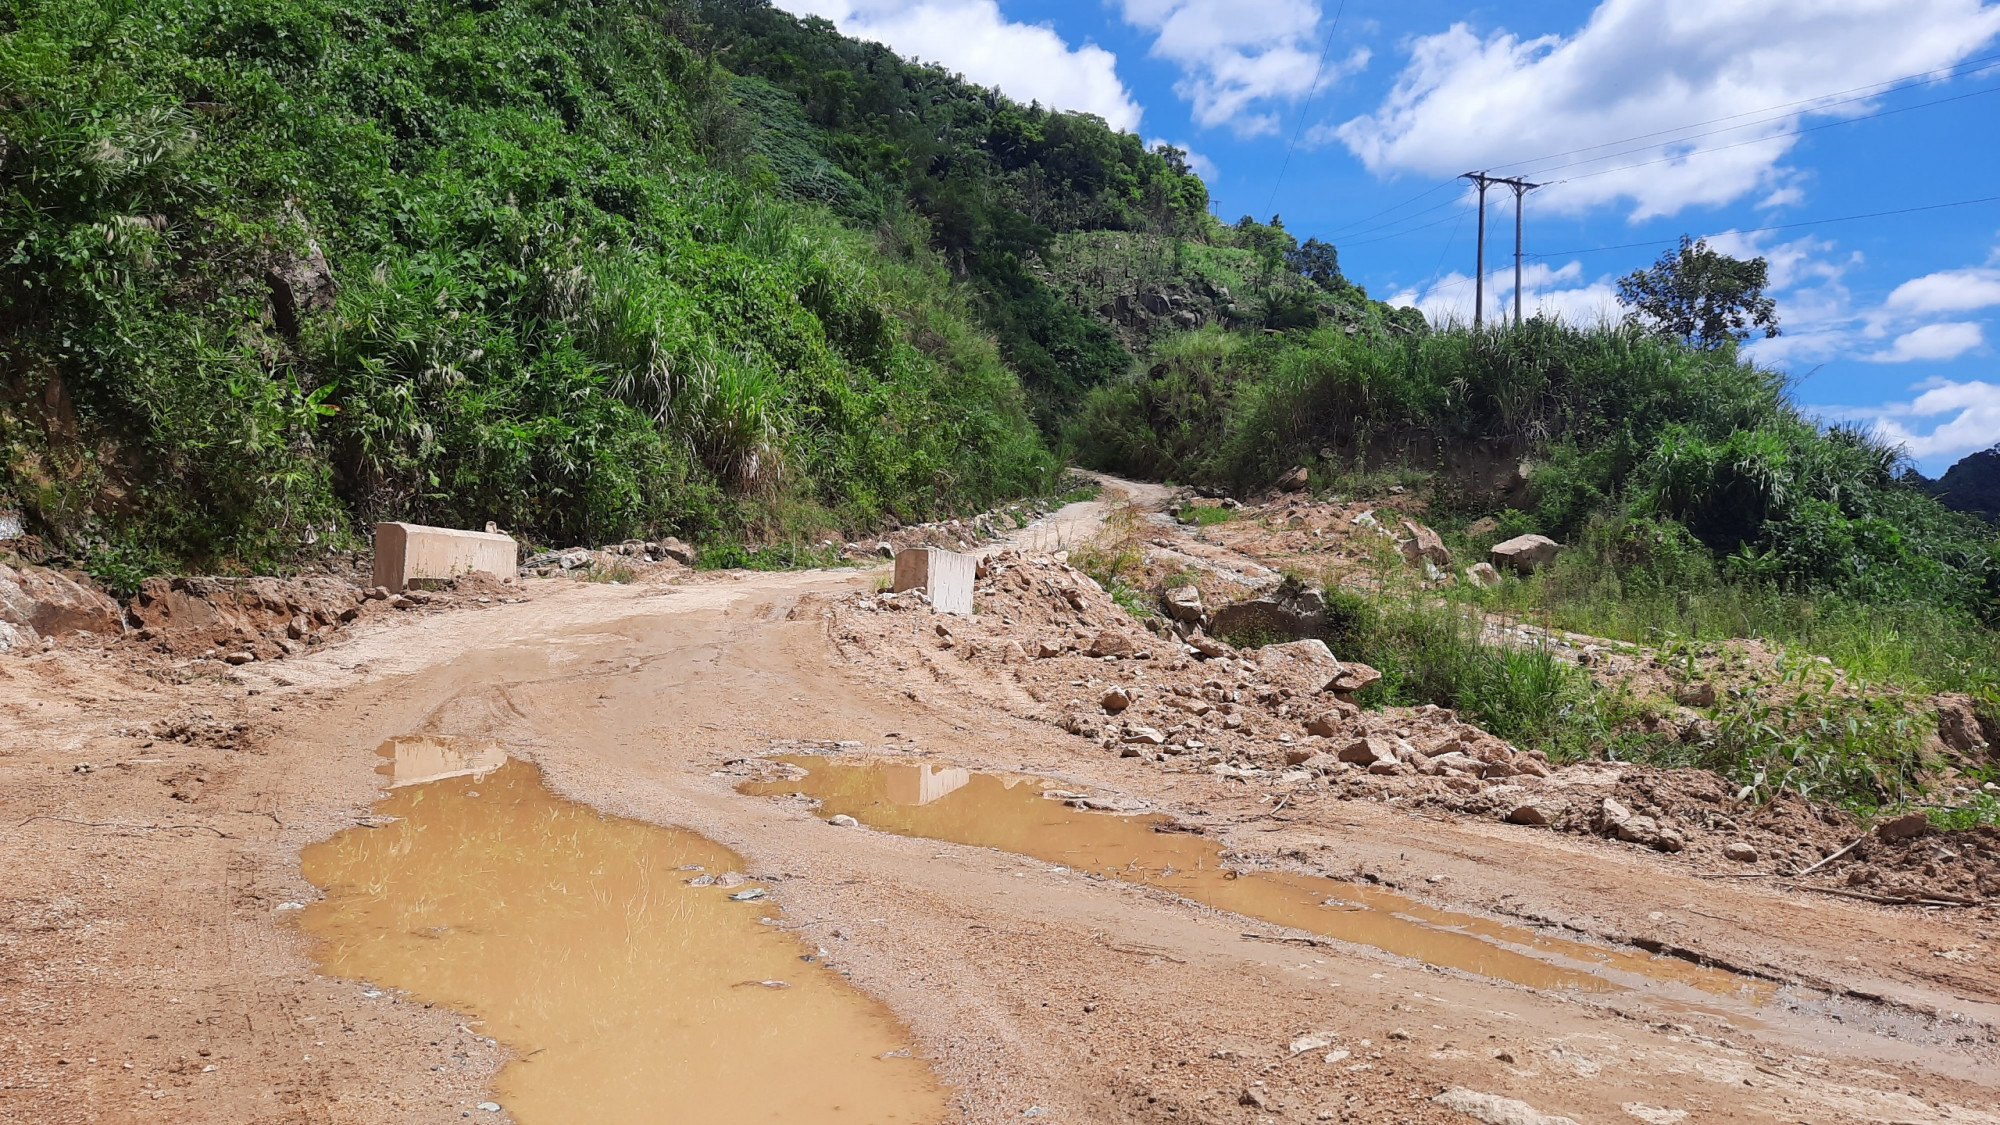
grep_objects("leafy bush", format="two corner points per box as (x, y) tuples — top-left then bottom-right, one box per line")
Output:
(1, 0), (1062, 575)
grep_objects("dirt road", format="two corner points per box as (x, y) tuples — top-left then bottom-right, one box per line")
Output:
(4, 481), (1998, 1124)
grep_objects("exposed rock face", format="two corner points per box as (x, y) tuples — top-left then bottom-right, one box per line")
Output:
(0, 565), (123, 639)
(1276, 466), (1309, 492)
(1934, 693), (1991, 752)
(1489, 534), (1560, 575)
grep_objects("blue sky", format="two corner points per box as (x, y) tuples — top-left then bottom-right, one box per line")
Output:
(772, 0), (2000, 474)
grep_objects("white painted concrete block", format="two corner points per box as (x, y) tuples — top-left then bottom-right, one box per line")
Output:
(891, 547), (975, 615)
(372, 522), (517, 592)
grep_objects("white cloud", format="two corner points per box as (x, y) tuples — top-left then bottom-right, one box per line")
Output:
(1335, 0), (2000, 219)
(1841, 379), (2000, 463)
(1119, 0), (1368, 136)
(1387, 260), (1621, 327)
(777, 0), (1143, 130)
(1865, 321), (1986, 362)
(1884, 267), (2000, 315)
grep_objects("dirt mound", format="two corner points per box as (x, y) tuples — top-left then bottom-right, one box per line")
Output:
(127, 572), (518, 665)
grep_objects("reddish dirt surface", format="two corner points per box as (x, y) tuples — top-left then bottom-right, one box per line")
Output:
(2, 478), (1999, 1124)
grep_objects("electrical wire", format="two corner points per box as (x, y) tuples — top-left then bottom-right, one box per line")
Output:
(1323, 52), (2000, 250)
(1518, 68), (2000, 182)
(1266, 0), (1350, 216)
(1490, 51), (2000, 177)
(1533, 194), (2000, 258)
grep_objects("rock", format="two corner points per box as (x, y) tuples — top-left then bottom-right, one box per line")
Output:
(1935, 693), (1989, 752)
(1259, 638), (1338, 676)
(1653, 828), (1686, 853)
(1877, 812), (1931, 842)
(1398, 521), (1451, 566)
(1187, 632), (1229, 658)
(1433, 1086), (1582, 1125)
(1674, 681), (1718, 709)
(1465, 516), (1502, 537)
(1035, 640), (1064, 659)
(1088, 631), (1137, 658)
(0, 565), (121, 637)
(1283, 746), (1319, 766)
(828, 814), (860, 828)
(1101, 687), (1132, 714)
(1722, 840), (1758, 863)
(1597, 797), (1634, 834)
(1003, 641), (1029, 663)
(1288, 1033), (1334, 1055)
(1211, 596), (1322, 645)
(728, 888), (766, 901)
(1303, 704), (1359, 737)
(1615, 815), (1661, 845)
(477, 1102), (503, 1113)
(1338, 737), (1397, 767)
(1164, 585), (1204, 623)
(1323, 661), (1381, 696)
(1463, 562), (1502, 588)
(1489, 534), (1561, 575)
(224, 650), (256, 665)
(1276, 467), (1309, 493)
(1121, 726), (1166, 746)
(1505, 796), (1568, 827)
(876, 542), (896, 559)
(1239, 1088), (1273, 1110)
(388, 594), (415, 610)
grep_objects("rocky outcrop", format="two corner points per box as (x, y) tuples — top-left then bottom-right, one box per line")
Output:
(0, 565), (123, 644)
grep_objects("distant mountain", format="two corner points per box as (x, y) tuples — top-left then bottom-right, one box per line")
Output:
(1928, 445), (2000, 523)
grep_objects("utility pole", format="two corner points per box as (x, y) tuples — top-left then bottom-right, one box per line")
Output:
(1460, 172), (1541, 329)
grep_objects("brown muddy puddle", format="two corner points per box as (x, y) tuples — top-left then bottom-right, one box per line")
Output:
(300, 737), (948, 1124)
(744, 756), (1770, 1006)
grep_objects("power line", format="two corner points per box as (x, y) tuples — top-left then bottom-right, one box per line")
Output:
(1491, 51), (2000, 177)
(1266, 0), (1350, 215)
(1521, 70), (2000, 182)
(1533, 194), (2000, 258)
(1321, 53), (2000, 250)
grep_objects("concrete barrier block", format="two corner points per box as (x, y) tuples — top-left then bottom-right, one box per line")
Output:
(372, 522), (517, 592)
(891, 547), (975, 615)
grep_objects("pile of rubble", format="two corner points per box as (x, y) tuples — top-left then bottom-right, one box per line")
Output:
(829, 546), (1558, 788)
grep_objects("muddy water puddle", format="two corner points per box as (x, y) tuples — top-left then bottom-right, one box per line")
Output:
(301, 738), (948, 1124)
(745, 756), (1769, 1005)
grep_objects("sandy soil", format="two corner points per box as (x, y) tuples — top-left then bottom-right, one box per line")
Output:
(4, 480), (1999, 1124)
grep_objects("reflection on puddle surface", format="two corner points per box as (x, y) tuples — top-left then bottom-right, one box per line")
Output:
(375, 734), (508, 786)
(302, 752), (947, 1125)
(745, 757), (1769, 1004)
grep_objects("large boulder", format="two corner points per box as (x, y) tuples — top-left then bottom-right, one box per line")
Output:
(1398, 521), (1450, 567)
(0, 565), (122, 639)
(1210, 584), (1327, 644)
(1489, 534), (1561, 575)
(1276, 466), (1310, 492)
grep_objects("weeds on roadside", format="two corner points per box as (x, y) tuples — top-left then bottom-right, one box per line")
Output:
(1071, 502), (1147, 591)
(696, 541), (847, 571)
(1175, 503), (1235, 527)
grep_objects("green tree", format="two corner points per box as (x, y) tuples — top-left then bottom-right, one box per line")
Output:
(1616, 236), (1780, 348)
